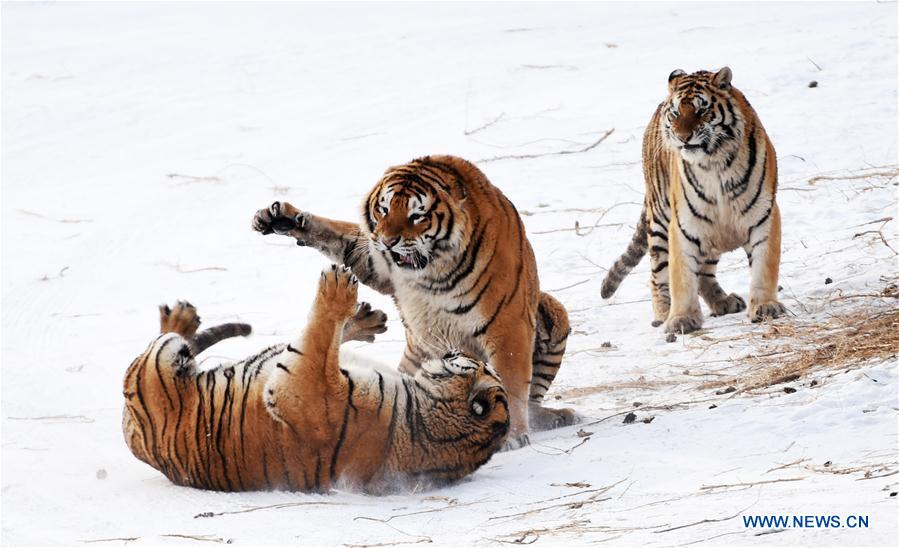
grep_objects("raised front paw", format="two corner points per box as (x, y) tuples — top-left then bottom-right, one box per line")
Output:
(750, 300), (787, 322)
(159, 301), (201, 338)
(664, 312), (703, 334)
(252, 201), (307, 237)
(709, 293), (747, 317)
(341, 302), (388, 343)
(318, 264), (359, 319)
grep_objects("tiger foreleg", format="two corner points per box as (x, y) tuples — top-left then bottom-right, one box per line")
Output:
(664, 212), (703, 334)
(698, 254), (746, 317)
(746, 203), (786, 322)
(252, 201), (394, 295)
(528, 292), (577, 431)
(486, 332), (534, 451)
(340, 301), (388, 343)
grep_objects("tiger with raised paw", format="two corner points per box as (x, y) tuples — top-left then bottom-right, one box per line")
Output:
(122, 265), (509, 493)
(601, 67), (786, 334)
(253, 155), (576, 449)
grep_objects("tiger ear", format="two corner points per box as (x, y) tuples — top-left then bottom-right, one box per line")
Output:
(668, 69), (686, 91)
(714, 66), (733, 89)
(451, 181), (467, 202)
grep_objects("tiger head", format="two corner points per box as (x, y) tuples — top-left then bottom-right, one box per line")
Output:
(662, 66), (744, 164)
(363, 162), (466, 272)
(415, 351), (510, 455)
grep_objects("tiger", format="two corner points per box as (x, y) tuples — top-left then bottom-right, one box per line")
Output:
(122, 264), (510, 493)
(601, 67), (786, 334)
(252, 155), (576, 449)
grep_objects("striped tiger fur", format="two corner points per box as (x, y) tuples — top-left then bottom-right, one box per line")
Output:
(252, 155), (576, 449)
(601, 67), (786, 334)
(122, 265), (509, 493)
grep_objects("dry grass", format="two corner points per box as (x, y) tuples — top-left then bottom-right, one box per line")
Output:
(701, 290), (899, 392)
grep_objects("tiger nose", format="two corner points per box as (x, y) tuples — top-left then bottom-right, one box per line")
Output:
(381, 236), (400, 248)
(674, 129), (692, 143)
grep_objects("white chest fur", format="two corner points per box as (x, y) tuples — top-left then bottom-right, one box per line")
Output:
(678, 153), (770, 255)
(370, 250), (488, 359)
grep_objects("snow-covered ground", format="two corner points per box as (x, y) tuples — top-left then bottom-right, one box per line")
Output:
(2, 2), (897, 546)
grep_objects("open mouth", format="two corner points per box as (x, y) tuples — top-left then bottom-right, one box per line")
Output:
(389, 250), (429, 270)
(682, 143), (704, 151)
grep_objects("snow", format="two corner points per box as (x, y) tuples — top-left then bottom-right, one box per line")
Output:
(2, 1), (897, 546)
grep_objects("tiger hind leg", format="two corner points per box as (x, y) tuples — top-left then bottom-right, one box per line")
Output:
(698, 255), (746, 317)
(648, 226), (671, 327)
(528, 292), (577, 431)
(159, 301), (251, 355)
(264, 265), (357, 441)
(159, 301), (201, 337)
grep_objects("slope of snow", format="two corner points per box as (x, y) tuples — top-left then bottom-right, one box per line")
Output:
(2, 2), (897, 546)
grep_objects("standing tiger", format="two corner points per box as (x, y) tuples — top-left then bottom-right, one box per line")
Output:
(601, 67), (786, 334)
(252, 155), (576, 449)
(122, 265), (510, 493)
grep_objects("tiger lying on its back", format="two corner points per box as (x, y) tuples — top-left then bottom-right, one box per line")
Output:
(601, 67), (786, 334)
(252, 155), (575, 449)
(122, 265), (509, 493)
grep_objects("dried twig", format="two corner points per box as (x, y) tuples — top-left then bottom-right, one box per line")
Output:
(520, 64), (578, 71)
(487, 479), (626, 521)
(464, 113), (506, 136)
(161, 534), (231, 544)
(354, 500), (488, 523)
(530, 436), (591, 455)
(852, 227), (897, 255)
(700, 477), (805, 491)
(344, 540), (431, 548)
(653, 499), (759, 534)
(808, 168), (898, 185)
(158, 262), (229, 274)
(18, 208), (93, 224)
(165, 173), (223, 185)
(352, 518), (433, 544)
(194, 501), (346, 518)
(531, 200), (639, 235)
(8, 414), (94, 423)
(546, 278), (590, 292)
(478, 129), (614, 163)
(764, 458), (810, 474)
(40, 266), (70, 282)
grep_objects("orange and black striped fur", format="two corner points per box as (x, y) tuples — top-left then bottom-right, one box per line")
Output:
(601, 67), (786, 334)
(253, 155), (575, 449)
(122, 265), (509, 493)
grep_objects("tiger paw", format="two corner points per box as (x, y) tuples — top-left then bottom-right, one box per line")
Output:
(749, 300), (787, 322)
(159, 301), (201, 338)
(317, 264), (359, 319)
(500, 433), (531, 452)
(341, 302), (388, 343)
(252, 201), (307, 238)
(529, 404), (579, 431)
(709, 293), (747, 317)
(664, 313), (703, 334)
